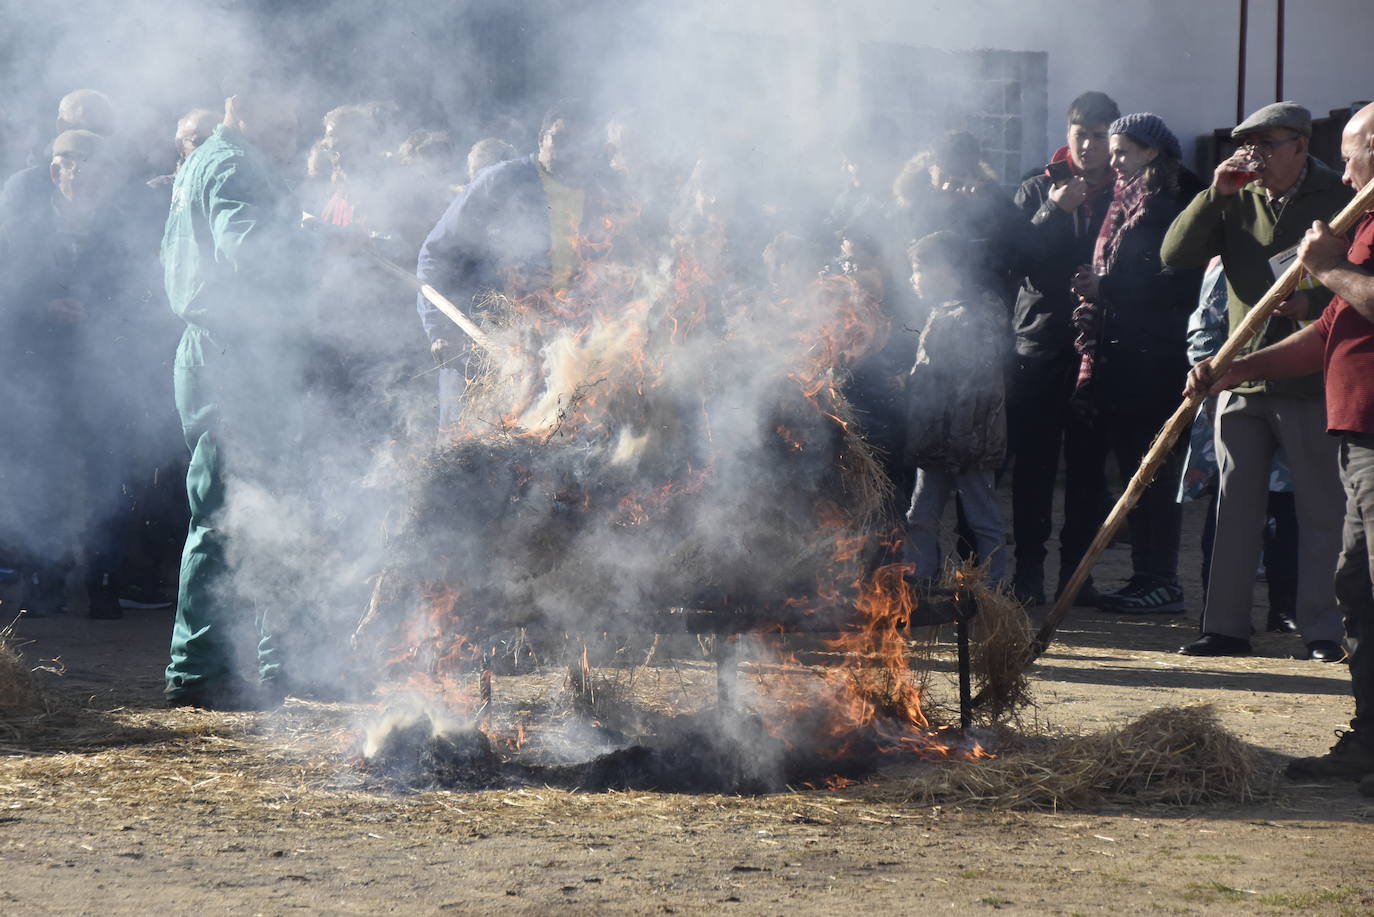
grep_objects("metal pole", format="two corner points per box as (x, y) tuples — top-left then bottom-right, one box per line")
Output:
(1236, 0), (1249, 123)
(956, 619), (972, 732)
(1275, 0), (1285, 101)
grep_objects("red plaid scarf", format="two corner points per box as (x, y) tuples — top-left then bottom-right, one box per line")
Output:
(1072, 172), (1153, 416)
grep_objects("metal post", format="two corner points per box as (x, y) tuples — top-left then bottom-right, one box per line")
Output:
(1236, 0), (1249, 123)
(479, 647), (493, 730)
(956, 619), (972, 732)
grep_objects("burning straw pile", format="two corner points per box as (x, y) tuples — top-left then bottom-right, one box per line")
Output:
(911, 705), (1265, 810)
(353, 198), (1004, 790)
(359, 228), (896, 660)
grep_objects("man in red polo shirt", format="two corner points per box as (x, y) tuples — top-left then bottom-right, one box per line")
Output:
(1187, 101), (1374, 782)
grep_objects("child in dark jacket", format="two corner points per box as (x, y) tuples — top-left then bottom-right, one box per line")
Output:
(902, 231), (1009, 584)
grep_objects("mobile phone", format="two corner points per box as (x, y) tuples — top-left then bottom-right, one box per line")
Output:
(1045, 160), (1073, 186)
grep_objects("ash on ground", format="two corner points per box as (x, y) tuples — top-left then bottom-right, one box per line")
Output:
(360, 705), (907, 795)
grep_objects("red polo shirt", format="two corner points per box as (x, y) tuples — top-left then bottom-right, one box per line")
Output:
(1314, 212), (1374, 434)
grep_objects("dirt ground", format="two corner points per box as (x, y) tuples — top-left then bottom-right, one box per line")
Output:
(3, 496), (1374, 916)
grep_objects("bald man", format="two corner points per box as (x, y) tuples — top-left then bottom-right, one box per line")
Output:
(0, 89), (117, 218)
(56, 89), (116, 138)
(1187, 102), (1374, 782)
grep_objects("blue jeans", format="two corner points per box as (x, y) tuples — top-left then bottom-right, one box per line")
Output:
(904, 468), (1006, 583)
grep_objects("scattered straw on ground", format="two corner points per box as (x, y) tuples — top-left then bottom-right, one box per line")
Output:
(910, 704), (1267, 810)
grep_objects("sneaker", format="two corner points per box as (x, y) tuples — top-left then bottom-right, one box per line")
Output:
(1099, 577), (1185, 614)
(1285, 730), (1374, 780)
(1094, 575), (1149, 609)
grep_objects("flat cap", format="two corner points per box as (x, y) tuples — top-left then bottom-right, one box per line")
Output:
(1232, 101), (1312, 138)
(51, 129), (105, 160)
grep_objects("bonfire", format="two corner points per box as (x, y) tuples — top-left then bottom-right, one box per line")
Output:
(353, 199), (1019, 792)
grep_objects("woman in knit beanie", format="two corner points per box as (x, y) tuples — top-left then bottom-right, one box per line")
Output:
(1064, 113), (1205, 614)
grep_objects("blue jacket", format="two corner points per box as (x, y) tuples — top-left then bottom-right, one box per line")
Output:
(415, 154), (550, 343)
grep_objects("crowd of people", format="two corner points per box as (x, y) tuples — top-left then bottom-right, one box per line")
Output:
(3, 77), (1374, 783)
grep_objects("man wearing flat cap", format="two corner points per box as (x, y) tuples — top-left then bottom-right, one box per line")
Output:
(1163, 102), (1354, 661)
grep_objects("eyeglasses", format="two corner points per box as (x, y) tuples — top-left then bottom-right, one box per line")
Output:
(1239, 136), (1301, 157)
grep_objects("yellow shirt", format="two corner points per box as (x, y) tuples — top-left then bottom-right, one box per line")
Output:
(537, 163), (585, 293)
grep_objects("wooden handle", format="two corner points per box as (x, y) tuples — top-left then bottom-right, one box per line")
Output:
(370, 255), (497, 355)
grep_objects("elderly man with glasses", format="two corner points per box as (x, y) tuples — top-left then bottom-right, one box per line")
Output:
(1162, 102), (1354, 661)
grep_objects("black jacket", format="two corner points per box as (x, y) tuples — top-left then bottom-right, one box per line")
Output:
(1091, 174), (1206, 411)
(1010, 174), (1113, 361)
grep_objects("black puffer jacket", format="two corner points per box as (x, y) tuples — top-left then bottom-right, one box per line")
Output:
(1010, 173), (1113, 360)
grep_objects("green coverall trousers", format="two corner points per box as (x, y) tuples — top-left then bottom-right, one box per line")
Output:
(164, 326), (281, 698)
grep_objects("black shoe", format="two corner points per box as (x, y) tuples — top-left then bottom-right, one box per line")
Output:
(1179, 633), (1251, 657)
(20, 567), (65, 618)
(1358, 772), (1374, 796)
(1011, 581), (1045, 606)
(1267, 611), (1299, 634)
(1286, 730), (1374, 780)
(1010, 570), (1045, 607)
(1302, 640), (1348, 663)
(86, 571), (123, 620)
(118, 582), (176, 610)
(165, 678), (283, 711)
(1054, 579), (1100, 608)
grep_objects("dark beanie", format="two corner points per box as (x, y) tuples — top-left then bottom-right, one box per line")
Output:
(1109, 113), (1181, 161)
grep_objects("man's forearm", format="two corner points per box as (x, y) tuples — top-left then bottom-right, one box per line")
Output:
(1231, 324), (1325, 382)
(1313, 261), (1374, 324)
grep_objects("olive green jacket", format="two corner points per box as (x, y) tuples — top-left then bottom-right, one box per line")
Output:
(1160, 157), (1353, 397)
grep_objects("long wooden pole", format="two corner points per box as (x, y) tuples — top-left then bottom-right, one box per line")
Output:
(996, 175), (1374, 694)
(302, 211), (496, 354)
(369, 255), (497, 355)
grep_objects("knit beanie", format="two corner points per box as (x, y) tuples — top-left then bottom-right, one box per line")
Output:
(1109, 113), (1181, 161)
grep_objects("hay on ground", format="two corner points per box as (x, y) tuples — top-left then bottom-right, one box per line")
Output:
(911, 704), (1266, 810)
(0, 617), (40, 714)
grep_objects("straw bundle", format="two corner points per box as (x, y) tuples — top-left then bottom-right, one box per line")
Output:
(911, 705), (1265, 810)
(0, 617), (39, 714)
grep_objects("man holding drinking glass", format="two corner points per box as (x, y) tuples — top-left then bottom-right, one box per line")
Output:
(1162, 102), (1354, 661)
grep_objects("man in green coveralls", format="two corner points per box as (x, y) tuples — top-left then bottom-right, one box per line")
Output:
(161, 86), (310, 709)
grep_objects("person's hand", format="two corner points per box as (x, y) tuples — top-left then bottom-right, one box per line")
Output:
(46, 297), (87, 324)
(1070, 267), (1100, 299)
(1048, 175), (1088, 212)
(431, 338), (451, 366)
(1273, 289), (1309, 320)
(1298, 219), (1349, 278)
(1213, 150), (1262, 196)
(1185, 356), (1246, 399)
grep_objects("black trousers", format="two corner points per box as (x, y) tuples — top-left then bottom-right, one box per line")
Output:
(1060, 402), (1186, 585)
(1007, 354), (1075, 583)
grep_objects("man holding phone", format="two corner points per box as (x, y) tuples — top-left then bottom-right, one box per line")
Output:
(1007, 91), (1120, 607)
(1162, 102), (1353, 660)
